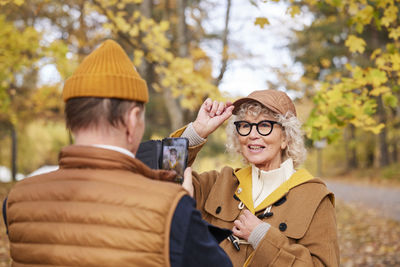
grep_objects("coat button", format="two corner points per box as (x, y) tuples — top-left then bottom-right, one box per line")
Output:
(233, 194), (240, 201)
(237, 188), (242, 194)
(273, 196), (287, 206)
(257, 212), (273, 219)
(279, 222), (287, 232)
(216, 206), (222, 214)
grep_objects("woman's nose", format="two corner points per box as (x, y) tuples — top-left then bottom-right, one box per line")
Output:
(248, 126), (259, 138)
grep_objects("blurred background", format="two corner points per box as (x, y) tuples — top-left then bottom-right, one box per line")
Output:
(0, 0), (399, 266)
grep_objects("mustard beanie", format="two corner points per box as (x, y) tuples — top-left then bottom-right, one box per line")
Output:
(63, 39), (148, 103)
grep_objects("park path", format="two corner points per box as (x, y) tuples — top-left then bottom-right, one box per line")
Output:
(326, 180), (400, 222)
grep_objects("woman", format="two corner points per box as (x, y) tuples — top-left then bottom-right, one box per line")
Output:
(173, 89), (339, 267)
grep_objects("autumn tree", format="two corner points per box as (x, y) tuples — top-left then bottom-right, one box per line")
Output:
(0, 0), (69, 178)
(87, 0), (233, 132)
(256, 0), (399, 168)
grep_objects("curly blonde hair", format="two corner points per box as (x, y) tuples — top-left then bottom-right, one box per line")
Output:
(226, 101), (307, 168)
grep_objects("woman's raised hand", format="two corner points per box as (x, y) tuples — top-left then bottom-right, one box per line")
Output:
(192, 98), (234, 139)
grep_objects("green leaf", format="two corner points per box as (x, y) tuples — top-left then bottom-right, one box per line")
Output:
(382, 93), (398, 107)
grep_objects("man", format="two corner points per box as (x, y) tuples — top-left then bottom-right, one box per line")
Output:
(3, 40), (232, 267)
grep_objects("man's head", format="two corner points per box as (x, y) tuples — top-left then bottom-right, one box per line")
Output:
(63, 40), (148, 153)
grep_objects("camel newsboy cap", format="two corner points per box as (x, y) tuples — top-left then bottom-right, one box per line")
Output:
(232, 89), (297, 117)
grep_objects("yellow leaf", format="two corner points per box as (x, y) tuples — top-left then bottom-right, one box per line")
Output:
(345, 35), (366, 53)
(286, 6), (301, 17)
(390, 53), (400, 70)
(381, 5), (398, 27)
(389, 27), (400, 40)
(366, 68), (388, 86)
(129, 26), (139, 37)
(370, 48), (381, 60)
(348, 2), (359, 15)
(320, 58), (331, 68)
(356, 5), (374, 24)
(365, 123), (385, 135)
(370, 86), (390, 96)
(0, 0), (23, 5)
(159, 21), (170, 31)
(133, 50), (144, 66)
(254, 17), (270, 29)
(117, 2), (125, 9)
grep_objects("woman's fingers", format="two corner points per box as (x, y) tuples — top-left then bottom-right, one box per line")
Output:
(221, 105), (234, 120)
(193, 99), (233, 138)
(232, 210), (262, 241)
(201, 98), (233, 118)
(233, 220), (243, 232)
(232, 225), (240, 236)
(215, 101), (226, 116)
(243, 209), (253, 217)
(209, 100), (219, 117)
(203, 98), (213, 112)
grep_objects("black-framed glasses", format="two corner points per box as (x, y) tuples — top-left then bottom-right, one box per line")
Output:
(233, 120), (282, 136)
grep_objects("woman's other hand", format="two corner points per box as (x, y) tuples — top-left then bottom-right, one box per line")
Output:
(182, 167), (194, 197)
(192, 98), (234, 139)
(232, 210), (262, 241)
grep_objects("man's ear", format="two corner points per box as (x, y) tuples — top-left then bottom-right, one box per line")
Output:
(126, 106), (144, 144)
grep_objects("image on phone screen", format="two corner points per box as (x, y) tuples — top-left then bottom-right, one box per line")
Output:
(162, 138), (188, 181)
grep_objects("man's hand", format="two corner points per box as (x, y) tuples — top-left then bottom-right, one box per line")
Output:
(232, 210), (262, 241)
(192, 98), (234, 139)
(182, 167), (194, 197)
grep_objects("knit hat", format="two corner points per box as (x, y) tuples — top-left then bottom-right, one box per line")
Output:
(63, 40), (148, 103)
(232, 89), (296, 117)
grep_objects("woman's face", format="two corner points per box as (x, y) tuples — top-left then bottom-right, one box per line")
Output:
(237, 112), (287, 171)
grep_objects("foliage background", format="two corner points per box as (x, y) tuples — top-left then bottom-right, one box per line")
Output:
(0, 0), (399, 264)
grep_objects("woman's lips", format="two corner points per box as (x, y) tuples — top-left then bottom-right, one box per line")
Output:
(248, 145), (265, 152)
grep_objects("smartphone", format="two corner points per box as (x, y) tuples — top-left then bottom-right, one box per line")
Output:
(161, 137), (188, 184)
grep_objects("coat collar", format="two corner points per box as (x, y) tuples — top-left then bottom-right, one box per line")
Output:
(59, 145), (177, 182)
(234, 167), (314, 213)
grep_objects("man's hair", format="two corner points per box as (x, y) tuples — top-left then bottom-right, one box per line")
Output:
(65, 97), (144, 132)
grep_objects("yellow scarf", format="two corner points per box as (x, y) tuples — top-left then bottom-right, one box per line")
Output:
(234, 166), (314, 214)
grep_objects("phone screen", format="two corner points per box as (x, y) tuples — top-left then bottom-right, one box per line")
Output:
(162, 138), (188, 183)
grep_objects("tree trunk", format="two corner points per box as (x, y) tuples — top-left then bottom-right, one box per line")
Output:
(138, 0), (153, 84)
(158, 0), (184, 130)
(214, 0), (232, 86)
(376, 95), (390, 167)
(11, 125), (17, 181)
(177, 0), (188, 57)
(344, 124), (357, 170)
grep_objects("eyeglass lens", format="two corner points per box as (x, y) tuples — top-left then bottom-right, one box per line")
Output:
(235, 121), (274, 136)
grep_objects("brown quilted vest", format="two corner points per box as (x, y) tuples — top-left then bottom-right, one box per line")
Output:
(6, 145), (187, 267)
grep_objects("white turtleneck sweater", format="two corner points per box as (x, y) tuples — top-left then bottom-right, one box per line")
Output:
(251, 158), (295, 208)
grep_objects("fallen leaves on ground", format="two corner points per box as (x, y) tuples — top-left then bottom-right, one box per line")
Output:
(336, 200), (400, 266)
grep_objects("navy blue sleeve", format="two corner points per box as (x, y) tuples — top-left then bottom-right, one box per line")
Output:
(2, 197), (8, 235)
(170, 195), (232, 267)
